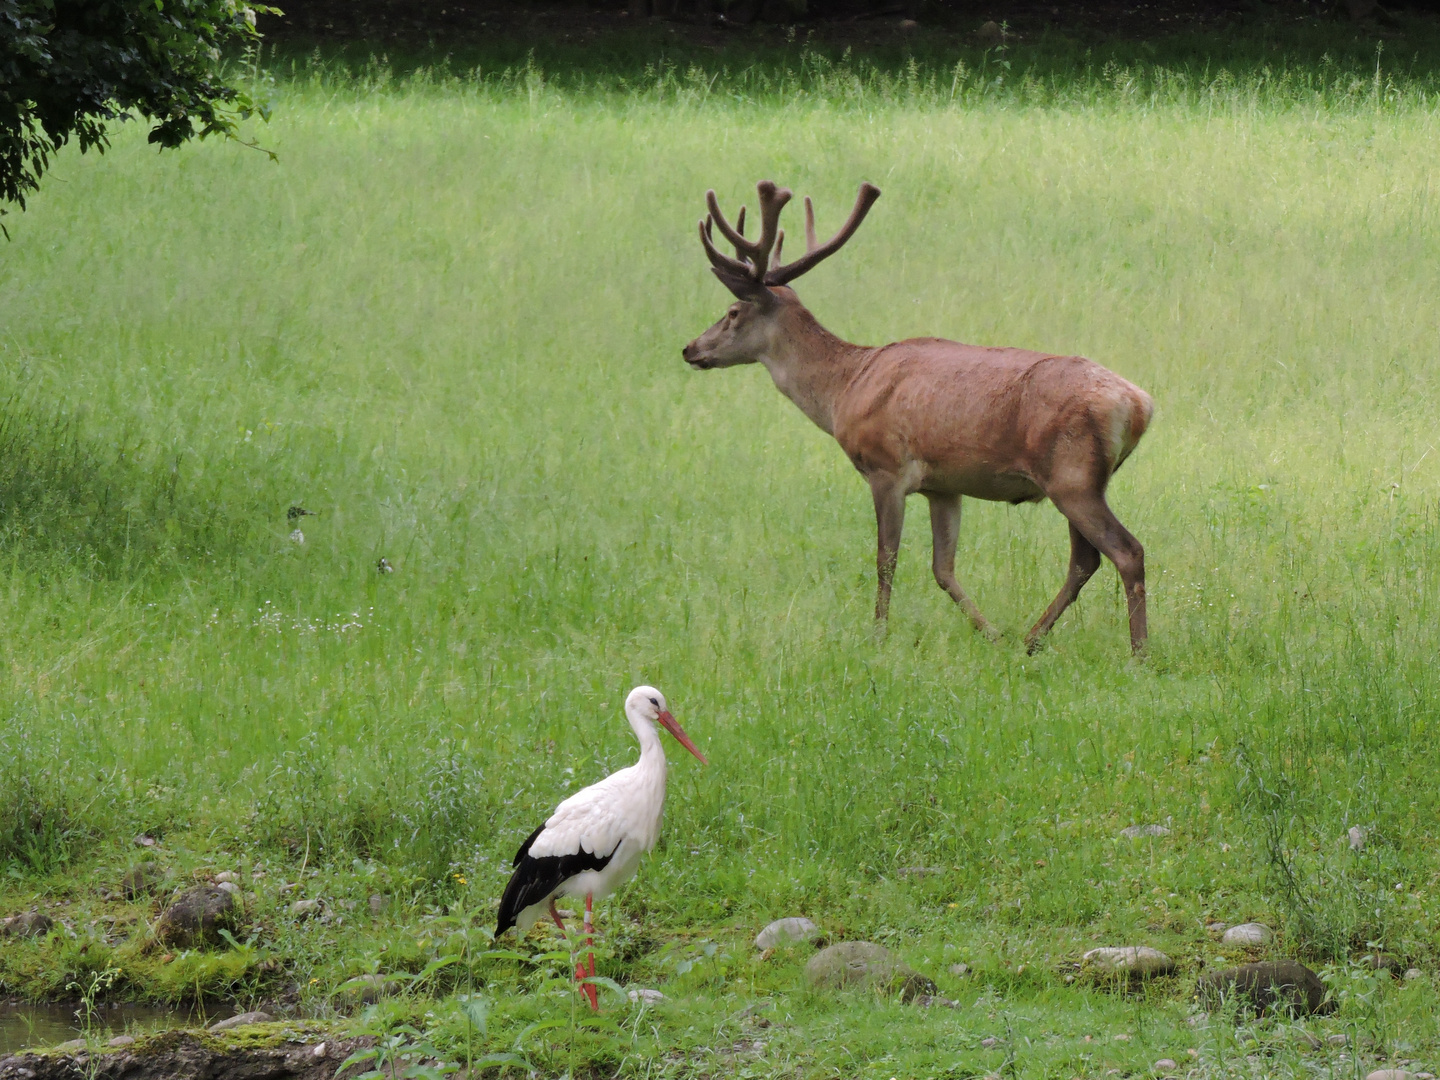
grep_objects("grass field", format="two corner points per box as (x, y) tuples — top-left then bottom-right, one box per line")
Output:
(2, 23), (1440, 1077)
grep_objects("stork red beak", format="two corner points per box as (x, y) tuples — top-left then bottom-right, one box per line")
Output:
(657, 710), (707, 765)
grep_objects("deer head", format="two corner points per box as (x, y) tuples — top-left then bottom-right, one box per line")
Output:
(682, 180), (881, 370)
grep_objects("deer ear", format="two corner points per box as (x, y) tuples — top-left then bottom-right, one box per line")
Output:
(711, 266), (777, 308)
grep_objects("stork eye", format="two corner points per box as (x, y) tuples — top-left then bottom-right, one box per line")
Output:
(649, 697), (659, 707)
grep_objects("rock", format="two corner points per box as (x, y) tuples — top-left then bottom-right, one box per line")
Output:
(1364, 1072), (1417, 1080)
(208, 1011), (274, 1032)
(1360, 952), (1402, 975)
(54, 1041), (84, 1054)
(979, 1037), (1000, 1049)
(1404, 968), (1424, 980)
(0, 912), (53, 939)
(107, 1036), (135, 1048)
(367, 894), (389, 916)
(898, 18), (919, 30)
(1119, 824), (1171, 839)
(806, 941), (937, 1001)
(1206, 921), (1229, 936)
(133, 834), (158, 848)
(754, 917), (819, 950)
(215, 881), (243, 898)
(2, 1030), (373, 1080)
(1348, 826), (1367, 851)
(154, 886), (236, 948)
(1081, 946), (1176, 979)
(627, 988), (666, 1004)
(949, 962), (970, 977)
(1154, 1060), (1179, 1073)
(1222, 923), (1274, 946)
(1195, 961), (1332, 1016)
(975, 19), (1002, 44)
(215, 871), (240, 884)
(1327, 1034), (1350, 1047)
(289, 899), (323, 918)
(121, 864), (160, 900)
(311, 1044), (327, 1059)
(335, 973), (396, 1005)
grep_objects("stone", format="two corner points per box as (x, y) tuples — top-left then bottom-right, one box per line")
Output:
(1404, 968), (1424, 981)
(311, 1044), (327, 1058)
(1364, 1072), (1417, 1080)
(54, 1041), (84, 1053)
(133, 834), (158, 848)
(1154, 1060), (1178, 1073)
(980, 1037), (1000, 1049)
(1222, 923), (1274, 946)
(949, 962), (970, 977)
(335, 973), (396, 1005)
(975, 19), (1002, 44)
(215, 882), (242, 898)
(1348, 826), (1367, 851)
(754, 917), (819, 950)
(1081, 947), (1176, 979)
(106, 1037), (135, 1048)
(208, 1011), (273, 1032)
(1195, 960), (1332, 1016)
(1119, 824), (1171, 839)
(1327, 1034), (1350, 1047)
(214, 871), (239, 884)
(806, 941), (937, 1001)
(1206, 921), (1228, 935)
(121, 864), (160, 901)
(1360, 952), (1402, 975)
(289, 899), (323, 918)
(898, 18), (919, 30)
(627, 988), (666, 1004)
(367, 894), (389, 916)
(0, 912), (53, 939)
(154, 886), (235, 948)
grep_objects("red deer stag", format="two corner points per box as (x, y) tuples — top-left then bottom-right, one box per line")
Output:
(682, 180), (1154, 654)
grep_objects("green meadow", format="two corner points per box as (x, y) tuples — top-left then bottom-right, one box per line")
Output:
(2, 23), (1440, 1076)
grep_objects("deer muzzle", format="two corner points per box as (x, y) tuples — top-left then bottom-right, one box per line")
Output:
(682, 340), (713, 370)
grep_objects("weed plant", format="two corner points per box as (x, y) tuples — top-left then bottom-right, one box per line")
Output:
(1, 24), (1439, 1076)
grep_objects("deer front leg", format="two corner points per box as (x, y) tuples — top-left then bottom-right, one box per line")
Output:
(870, 477), (906, 623)
(1024, 520), (1102, 653)
(925, 493), (999, 641)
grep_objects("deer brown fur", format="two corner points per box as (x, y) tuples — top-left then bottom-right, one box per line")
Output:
(682, 179), (1154, 654)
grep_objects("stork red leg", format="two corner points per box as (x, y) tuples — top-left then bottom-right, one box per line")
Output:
(576, 892), (598, 1011)
(548, 899), (567, 933)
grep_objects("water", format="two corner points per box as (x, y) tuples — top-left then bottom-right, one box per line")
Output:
(0, 1002), (214, 1056)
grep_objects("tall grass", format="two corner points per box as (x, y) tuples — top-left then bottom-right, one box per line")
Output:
(1, 37), (1438, 1039)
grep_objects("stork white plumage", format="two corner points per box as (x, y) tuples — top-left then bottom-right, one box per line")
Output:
(494, 685), (706, 1010)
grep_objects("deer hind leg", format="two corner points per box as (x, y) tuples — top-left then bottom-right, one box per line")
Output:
(1024, 521), (1102, 653)
(1047, 491), (1147, 654)
(870, 477), (907, 623)
(925, 493), (1000, 641)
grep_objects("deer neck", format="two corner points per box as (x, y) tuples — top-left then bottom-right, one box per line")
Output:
(757, 310), (868, 436)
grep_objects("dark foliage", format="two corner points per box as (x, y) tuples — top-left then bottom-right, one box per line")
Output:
(0, 0), (274, 217)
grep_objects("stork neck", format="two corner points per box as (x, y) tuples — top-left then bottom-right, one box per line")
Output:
(628, 713), (667, 770)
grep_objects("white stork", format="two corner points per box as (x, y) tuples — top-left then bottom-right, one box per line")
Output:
(494, 685), (706, 1009)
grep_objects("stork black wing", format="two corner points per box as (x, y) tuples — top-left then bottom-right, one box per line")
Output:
(494, 825), (617, 937)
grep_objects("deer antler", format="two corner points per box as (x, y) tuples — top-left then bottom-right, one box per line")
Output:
(764, 182), (882, 286)
(699, 181), (792, 281)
